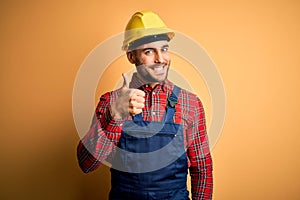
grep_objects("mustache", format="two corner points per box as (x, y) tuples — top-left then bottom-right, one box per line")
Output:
(149, 64), (166, 69)
(136, 63), (169, 69)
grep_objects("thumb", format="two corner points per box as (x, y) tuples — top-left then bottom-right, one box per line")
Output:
(122, 73), (130, 88)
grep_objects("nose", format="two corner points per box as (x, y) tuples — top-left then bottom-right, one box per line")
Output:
(154, 51), (164, 63)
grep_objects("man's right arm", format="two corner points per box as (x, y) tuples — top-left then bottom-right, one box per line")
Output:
(77, 91), (123, 173)
(77, 73), (145, 173)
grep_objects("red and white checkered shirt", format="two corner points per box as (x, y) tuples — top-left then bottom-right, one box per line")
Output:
(77, 73), (213, 199)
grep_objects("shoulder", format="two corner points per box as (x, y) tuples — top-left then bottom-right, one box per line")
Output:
(176, 85), (204, 109)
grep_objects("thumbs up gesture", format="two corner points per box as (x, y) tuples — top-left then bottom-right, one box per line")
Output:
(110, 73), (145, 119)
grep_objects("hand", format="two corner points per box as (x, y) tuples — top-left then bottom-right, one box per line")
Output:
(110, 73), (145, 119)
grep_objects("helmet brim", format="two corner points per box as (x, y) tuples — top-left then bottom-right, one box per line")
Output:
(122, 28), (175, 51)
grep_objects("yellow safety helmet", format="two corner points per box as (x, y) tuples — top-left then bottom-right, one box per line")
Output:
(122, 11), (175, 51)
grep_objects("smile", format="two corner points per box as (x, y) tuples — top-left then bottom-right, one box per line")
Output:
(150, 65), (165, 73)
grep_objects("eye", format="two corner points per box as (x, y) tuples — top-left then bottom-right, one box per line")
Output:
(161, 46), (169, 52)
(144, 49), (154, 55)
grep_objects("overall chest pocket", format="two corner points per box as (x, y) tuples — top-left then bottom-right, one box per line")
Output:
(121, 128), (184, 173)
(123, 130), (177, 153)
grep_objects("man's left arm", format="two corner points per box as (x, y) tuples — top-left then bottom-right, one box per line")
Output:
(187, 96), (213, 200)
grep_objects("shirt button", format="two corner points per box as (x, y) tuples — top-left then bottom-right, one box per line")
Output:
(152, 92), (155, 95)
(152, 112), (155, 116)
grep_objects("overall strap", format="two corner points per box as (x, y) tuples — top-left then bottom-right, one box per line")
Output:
(132, 112), (143, 122)
(164, 85), (181, 123)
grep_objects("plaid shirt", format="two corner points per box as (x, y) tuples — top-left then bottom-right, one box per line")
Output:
(77, 73), (213, 199)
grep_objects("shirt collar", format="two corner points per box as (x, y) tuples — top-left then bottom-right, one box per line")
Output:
(129, 72), (174, 92)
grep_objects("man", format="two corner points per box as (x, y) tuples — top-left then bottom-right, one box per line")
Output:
(77, 11), (213, 199)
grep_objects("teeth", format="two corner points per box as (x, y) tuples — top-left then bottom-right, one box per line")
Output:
(153, 66), (163, 72)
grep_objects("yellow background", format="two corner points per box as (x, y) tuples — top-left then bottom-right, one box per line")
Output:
(1, 0), (300, 199)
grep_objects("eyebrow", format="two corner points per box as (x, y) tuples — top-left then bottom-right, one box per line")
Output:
(141, 44), (169, 51)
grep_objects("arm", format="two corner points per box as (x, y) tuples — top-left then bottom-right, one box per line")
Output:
(187, 97), (213, 199)
(77, 74), (146, 173)
(77, 91), (123, 173)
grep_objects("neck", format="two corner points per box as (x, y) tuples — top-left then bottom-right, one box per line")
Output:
(149, 82), (159, 88)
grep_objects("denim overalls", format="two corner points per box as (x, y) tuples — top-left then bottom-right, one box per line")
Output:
(110, 86), (189, 200)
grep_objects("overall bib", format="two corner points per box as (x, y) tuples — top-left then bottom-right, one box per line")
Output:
(110, 86), (189, 200)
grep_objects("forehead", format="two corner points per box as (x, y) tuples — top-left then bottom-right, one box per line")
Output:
(137, 40), (169, 50)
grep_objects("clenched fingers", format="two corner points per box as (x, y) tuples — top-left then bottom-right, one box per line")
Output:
(130, 89), (145, 98)
(128, 89), (145, 116)
(129, 90), (145, 103)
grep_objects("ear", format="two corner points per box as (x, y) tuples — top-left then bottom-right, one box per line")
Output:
(126, 51), (136, 64)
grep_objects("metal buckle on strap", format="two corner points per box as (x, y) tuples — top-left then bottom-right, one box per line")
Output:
(167, 97), (177, 108)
